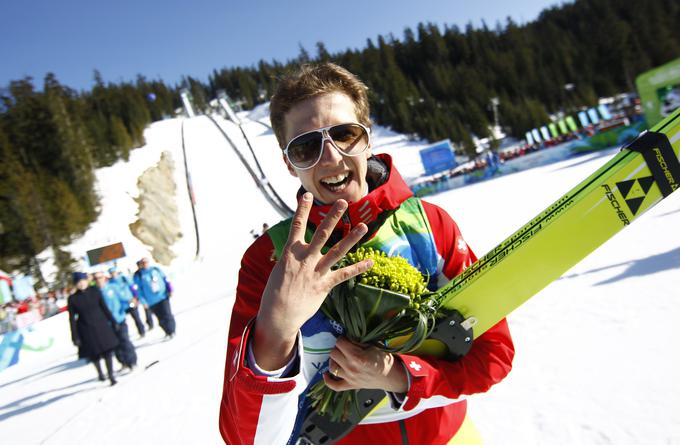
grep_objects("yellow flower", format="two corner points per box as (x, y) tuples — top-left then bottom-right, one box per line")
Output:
(345, 247), (427, 301)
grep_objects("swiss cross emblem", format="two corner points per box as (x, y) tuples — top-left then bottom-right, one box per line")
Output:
(409, 360), (422, 371)
(457, 238), (468, 253)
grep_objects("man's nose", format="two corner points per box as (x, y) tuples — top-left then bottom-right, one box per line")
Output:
(318, 136), (342, 163)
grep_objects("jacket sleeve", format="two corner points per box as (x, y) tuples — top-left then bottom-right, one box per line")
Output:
(116, 282), (133, 305)
(396, 201), (515, 411)
(96, 288), (118, 326)
(155, 267), (173, 295)
(67, 295), (79, 345)
(219, 234), (308, 445)
(125, 276), (139, 298)
(133, 273), (146, 305)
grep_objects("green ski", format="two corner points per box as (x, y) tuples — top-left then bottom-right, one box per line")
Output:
(300, 108), (680, 444)
(411, 107), (680, 357)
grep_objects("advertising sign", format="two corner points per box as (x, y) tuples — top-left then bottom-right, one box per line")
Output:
(86, 242), (126, 266)
(419, 140), (457, 176)
(636, 57), (680, 126)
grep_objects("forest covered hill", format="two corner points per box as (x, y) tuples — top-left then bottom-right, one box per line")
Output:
(1, 0), (679, 286)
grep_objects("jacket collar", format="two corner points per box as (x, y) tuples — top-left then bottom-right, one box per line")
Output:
(300, 153), (413, 236)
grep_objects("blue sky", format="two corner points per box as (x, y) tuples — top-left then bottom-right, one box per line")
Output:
(1, 0), (566, 91)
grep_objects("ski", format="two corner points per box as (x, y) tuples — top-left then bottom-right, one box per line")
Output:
(299, 108), (680, 444)
(412, 107), (680, 357)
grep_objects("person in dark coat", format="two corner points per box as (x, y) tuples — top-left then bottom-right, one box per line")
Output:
(68, 272), (120, 386)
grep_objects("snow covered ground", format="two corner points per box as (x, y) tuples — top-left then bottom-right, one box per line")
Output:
(1, 113), (679, 444)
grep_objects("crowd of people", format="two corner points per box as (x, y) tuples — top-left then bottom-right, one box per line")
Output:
(66, 257), (176, 385)
(0, 257), (176, 387)
(0, 291), (69, 335)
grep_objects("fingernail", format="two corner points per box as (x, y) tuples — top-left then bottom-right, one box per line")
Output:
(366, 259), (374, 268)
(302, 192), (312, 201)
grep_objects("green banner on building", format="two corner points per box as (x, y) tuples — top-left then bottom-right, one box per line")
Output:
(636, 57), (680, 126)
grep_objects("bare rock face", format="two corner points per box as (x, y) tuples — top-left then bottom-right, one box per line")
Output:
(129, 151), (182, 265)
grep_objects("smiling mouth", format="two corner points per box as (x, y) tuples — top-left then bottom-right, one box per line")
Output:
(320, 172), (352, 191)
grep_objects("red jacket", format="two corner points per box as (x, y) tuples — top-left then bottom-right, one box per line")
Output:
(219, 155), (514, 444)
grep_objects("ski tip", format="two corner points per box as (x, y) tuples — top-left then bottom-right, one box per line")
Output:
(145, 360), (160, 370)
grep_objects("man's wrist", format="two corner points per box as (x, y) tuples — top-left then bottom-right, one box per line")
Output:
(252, 318), (298, 371)
(384, 355), (409, 393)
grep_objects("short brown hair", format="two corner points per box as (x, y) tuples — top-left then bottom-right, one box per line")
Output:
(269, 62), (371, 148)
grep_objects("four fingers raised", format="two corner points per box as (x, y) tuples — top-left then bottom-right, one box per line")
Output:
(308, 200), (348, 252)
(287, 192), (314, 244)
(285, 195), (375, 287)
(318, 223), (368, 271)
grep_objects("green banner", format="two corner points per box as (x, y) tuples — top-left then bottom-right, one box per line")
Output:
(636, 57), (680, 126)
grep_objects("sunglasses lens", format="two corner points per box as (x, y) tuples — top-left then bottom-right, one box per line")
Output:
(328, 124), (369, 154)
(286, 123), (369, 169)
(287, 132), (323, 169)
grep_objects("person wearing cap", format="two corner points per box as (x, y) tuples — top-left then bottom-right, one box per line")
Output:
(133, 258), (176, 338)
(110, 266), (145, 338)
(95, 271), (138, 370)
(67, 272), (119, 386)
(135, 260), (155, 332)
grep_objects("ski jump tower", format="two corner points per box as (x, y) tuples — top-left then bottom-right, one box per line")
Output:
(180, 88), (196, 118)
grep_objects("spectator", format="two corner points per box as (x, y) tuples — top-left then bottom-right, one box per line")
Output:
(135, 260), (155, 332)
(43, 294), (60, 318)
(95, 272), (138, 371)
(68, 272), (119, 386)
(109, 267), (145, 338)
(133, 258), (176, 338)
(0, 304), (15, 334)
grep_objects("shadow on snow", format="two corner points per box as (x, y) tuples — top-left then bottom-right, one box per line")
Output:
(561, 245), (680, 286)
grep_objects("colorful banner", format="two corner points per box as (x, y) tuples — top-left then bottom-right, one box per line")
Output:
(636, 57), (680, 126)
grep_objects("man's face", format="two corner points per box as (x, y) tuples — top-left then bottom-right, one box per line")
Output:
(76, 278), (89, 291)
(140, 258), (149, 269)
(94, 273), (107, 288)
(282, 92), (371, 205)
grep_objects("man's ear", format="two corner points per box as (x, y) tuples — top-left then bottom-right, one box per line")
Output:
(283, 153), (298, 177)
(365, 141), (373, 160)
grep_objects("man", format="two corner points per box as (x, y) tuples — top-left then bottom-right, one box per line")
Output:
(135, 260), (155, 332)
(133, 258), (175, 338)
(68, 272), (119, 386)
(219, 63), (514, 444)
(110, 266), (145, 338)
(95, 271), (138, 370)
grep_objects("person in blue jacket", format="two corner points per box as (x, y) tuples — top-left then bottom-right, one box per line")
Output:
(109, 267), (146, 338)
(133, 257), (176, 338)
(95, 271), (138, 369)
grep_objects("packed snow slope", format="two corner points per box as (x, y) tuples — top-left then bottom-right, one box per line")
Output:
(1, 112), (679, 444)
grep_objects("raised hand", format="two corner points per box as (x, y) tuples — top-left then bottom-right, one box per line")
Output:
(253, 192), (374, 371)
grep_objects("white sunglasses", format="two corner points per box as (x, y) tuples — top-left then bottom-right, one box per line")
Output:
(283, 123), (371, 170)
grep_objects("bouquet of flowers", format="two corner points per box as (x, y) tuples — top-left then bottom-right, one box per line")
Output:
(309, 247), (444, 421)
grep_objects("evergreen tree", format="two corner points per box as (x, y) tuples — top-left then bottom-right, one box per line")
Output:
(109, 115), (134, 160)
